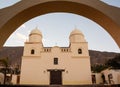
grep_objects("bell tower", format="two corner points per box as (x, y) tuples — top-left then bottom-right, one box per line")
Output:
(29, 28), (42, 43)
(23, 27), (43, 57)
(69, 29), (89, 56)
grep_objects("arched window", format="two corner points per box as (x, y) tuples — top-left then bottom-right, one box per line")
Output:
(31, 49), (35, 54)
(54, 58), (58, 65)
(78, 48), (82, 54)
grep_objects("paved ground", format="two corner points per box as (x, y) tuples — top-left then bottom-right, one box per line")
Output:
(0, 84), (120, 87)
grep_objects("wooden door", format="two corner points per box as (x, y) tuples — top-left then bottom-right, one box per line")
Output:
(50, 70), (62, 85)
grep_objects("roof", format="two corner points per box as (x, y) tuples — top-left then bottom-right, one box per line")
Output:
(30, 27), (42, 35)
(70, 29), (84, 36)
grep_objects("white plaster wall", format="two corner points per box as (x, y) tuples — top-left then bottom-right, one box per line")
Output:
(23, 43), (42, 56)
(70, 42), (89, 56)
(69, 34), (85, 43)
(20, 45), (91, 85)
(0, 73), (4, 84)
(92, 73), (102, 84)
(74, 35), (86, 42)
(29, 34), (42, 42)
(109, 70), (120, 84)
(117, 72), (120, 83)
(12, 75), (17, 84)
(101, 69), (120, 84)
(20, 57), (49, 85)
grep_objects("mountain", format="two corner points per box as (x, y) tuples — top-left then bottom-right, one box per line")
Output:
(89, 50), (119, 65)
(0, 47), (119, 66)
(0, 47), (23, 66)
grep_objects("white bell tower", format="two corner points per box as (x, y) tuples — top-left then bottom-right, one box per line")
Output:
(69, 29), (89, 56)
(29, 28), (42, 43)
(23, 27), (43, 57)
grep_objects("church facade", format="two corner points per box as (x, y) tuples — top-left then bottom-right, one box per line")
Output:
(20, 28), (92, 85)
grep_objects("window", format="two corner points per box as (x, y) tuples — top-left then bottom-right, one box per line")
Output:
(54, 58), (58, 65)
(78, 48), (82, 54)
(44, 49), (46, 52)
(31, 49), (35, 54)
(92, 75), (96, 84)
(67, 49), (68, 52)
(108, 74), (113, 79)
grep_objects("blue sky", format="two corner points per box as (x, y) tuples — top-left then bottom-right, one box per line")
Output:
(0, 0), (120, 53)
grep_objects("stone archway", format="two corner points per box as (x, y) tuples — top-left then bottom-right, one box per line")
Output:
(0, 0), (120, 48)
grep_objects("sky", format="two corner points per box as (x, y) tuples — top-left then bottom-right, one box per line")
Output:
(0, 0), (120, 53)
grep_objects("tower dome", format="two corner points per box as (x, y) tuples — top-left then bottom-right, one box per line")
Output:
(29, 27), (42, 42)
(69, 29), (86, 42)
(30, 28), (42, 36)
(70, 29), (84, 37)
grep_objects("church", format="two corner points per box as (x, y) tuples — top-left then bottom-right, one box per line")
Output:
(20, 28), (92, 85)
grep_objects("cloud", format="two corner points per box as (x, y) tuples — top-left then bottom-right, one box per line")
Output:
(16, 33), (28, 41)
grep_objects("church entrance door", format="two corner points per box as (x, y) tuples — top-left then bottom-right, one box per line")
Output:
(50, 70), (62, 85)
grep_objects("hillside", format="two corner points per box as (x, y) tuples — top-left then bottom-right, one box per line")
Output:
(89, 50), (119, 65)
(0, 47), (119, 66)
(0, 47), (23, 66)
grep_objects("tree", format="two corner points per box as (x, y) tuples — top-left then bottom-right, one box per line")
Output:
(0, 57), (9, 84)
(91, 64), (108, 73)
(91, 54), (120, 73)
(105, 54), (120, 69)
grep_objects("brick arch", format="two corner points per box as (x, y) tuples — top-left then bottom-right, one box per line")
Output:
(0, 0), (120, 48)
